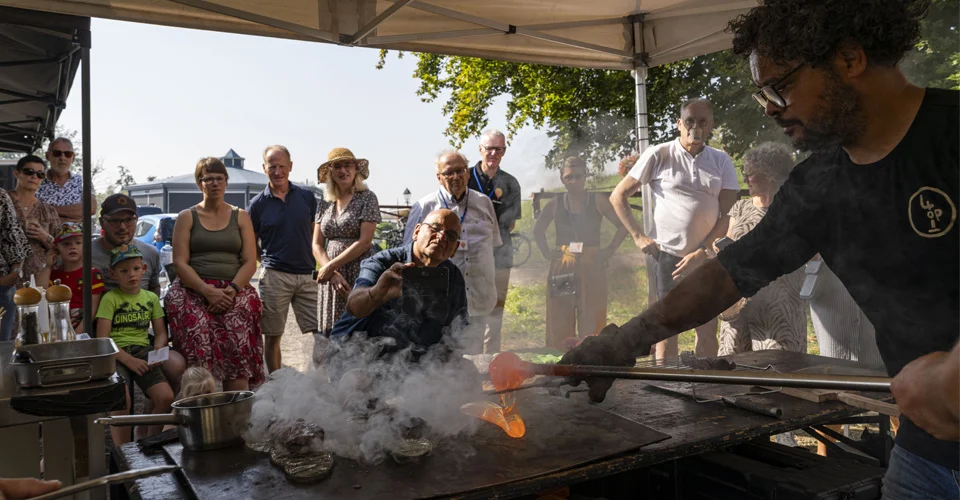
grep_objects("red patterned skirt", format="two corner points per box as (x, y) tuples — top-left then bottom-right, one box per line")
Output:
(165, 279), (265, 387)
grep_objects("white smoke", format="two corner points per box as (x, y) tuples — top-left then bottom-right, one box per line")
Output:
(243, 334), (484, 464)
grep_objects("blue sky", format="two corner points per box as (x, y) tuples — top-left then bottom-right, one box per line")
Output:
(56, 19), (571, 204)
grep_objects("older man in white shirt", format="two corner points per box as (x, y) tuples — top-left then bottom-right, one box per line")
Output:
(610, 98), (740, 359)
(404, 150), (503, 354)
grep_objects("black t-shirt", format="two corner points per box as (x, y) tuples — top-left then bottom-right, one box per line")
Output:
(719, 88), (959, 469)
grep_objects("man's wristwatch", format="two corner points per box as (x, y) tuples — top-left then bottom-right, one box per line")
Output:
(702, 244), (716, 259)
(227, 282), (241, 293)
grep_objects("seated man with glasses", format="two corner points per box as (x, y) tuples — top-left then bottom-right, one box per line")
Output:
(329, 208), (467, 359)
(36, 137), (98, 224)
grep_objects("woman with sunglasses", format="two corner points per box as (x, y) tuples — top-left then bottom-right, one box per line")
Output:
(534, 157), (628, 350)
(7, 155), (60, 292)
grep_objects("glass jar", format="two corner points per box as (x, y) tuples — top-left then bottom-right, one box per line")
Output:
(48, 300), (77, 343)
(15, 303), (43, 347)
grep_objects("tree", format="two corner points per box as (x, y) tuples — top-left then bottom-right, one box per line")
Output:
(379, 2), (957, 170)
(146, 176), (158, 182)
(115, 165), (135, 191)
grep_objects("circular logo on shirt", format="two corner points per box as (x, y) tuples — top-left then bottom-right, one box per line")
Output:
(908, 187), (956, 238)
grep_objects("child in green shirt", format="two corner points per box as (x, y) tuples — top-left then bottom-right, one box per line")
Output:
(96, 244), (174, 445)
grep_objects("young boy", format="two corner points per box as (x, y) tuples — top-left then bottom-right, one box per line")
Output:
(96, 244), (174, 445)
(50, 222), (104, 334)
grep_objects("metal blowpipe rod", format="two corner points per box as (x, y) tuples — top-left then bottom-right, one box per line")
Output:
(533, 364), (892, 393)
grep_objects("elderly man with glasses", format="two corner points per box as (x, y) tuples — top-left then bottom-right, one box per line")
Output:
(329, 208), (468, 359)
(403, 151), (501, 354)
(609, 98), (740, 360)
(36, 137), (97, 223)
(467, 129), (521, 354)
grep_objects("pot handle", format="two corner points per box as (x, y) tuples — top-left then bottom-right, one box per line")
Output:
(27, 465), (179, 500)
(95, 414), (181, 427)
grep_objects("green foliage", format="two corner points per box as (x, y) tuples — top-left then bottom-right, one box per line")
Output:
(380, 6), (958, 170)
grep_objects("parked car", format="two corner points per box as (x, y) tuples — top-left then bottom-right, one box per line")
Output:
(137, 205), (163, 217)
(135, 213), (178, 251)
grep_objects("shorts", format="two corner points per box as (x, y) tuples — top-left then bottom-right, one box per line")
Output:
(258, 267), (318, 336)
(116, 345), (168, 393)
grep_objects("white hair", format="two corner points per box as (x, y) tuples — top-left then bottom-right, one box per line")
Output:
(480, 129), (506, 144)
(434, 149), (469, 171)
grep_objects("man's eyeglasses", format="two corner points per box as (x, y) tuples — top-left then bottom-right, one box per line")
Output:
(50, 150), (75, 159)
(103, 217), (137, 226)
(563, 173), (586, 182)
(422, 222), (459, 243)
(438, 168), (467, 179)
(481, 145), (506, 155)
(201, 176), (226, 185)
(753, 64), (805, 109)
(18, 167), (45, 179)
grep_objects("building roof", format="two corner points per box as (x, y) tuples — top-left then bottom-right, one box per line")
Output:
(222, 148), (244, 161)
(128, 166), (320, 194)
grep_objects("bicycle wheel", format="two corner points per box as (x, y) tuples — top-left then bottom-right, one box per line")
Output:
(511, 233), (532, 267)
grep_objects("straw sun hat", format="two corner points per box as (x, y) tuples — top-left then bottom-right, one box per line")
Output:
(318, 147), (370, 183)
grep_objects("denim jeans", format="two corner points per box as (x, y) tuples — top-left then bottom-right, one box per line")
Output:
(883, 445), (960, 500)
(0, 285), (14, 342)
(652, 252), (684, 301)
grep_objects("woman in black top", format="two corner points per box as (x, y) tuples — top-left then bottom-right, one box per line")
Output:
(534, 157), (629, 350)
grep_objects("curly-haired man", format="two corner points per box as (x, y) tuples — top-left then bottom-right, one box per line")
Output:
(561, 1), (959, 496)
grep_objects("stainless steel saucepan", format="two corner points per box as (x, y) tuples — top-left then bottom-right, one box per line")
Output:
(95, 390), (253, 451)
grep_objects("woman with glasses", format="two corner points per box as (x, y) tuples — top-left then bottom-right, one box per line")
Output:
(164, 157), (264, 390)
(716, 142), (806, 355)
(312, 148), (381, 343)
(7, 155), (60, 291)
(534, 157), (628, 350)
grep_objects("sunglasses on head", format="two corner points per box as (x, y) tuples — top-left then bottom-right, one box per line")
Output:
(50, 150), (75, 159)
(18, 167), (45, 179)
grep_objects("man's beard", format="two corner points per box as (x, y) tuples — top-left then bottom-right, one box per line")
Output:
(783, 69), (865, 152)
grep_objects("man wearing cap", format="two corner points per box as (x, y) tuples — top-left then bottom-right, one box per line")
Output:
(404, 150), (501, 354)
(90, 194), (162, 294)
(466, 129), (522, 354)
(247, 145), (319, 373)
(36, 137), (97, 224)
(91, 193), (184, 426)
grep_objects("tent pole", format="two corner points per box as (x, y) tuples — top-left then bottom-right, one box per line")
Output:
(633, 65), (657, 358)
(80, 37), (93, 336)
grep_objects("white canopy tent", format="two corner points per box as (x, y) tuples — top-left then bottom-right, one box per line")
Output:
(1, 0), (756, 331)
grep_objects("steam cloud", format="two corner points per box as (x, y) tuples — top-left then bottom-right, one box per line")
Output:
(243, 333), (484, 464)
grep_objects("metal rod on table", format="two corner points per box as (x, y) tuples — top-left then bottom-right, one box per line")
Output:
(27, 466), (179, 500)
(534, 364), (892, 393)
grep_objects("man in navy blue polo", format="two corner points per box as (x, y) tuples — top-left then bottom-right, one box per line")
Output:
(247, 145), (318, 373)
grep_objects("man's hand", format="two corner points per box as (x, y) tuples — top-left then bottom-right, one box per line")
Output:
(375, 262), (413, 302)
(672, 249), (707, 280)
(121, 356), (150, 376)
(891, 350), (960, 441)
(633, 234), (660, 259)
(559, 323), (647, 403)
(0, 478), (62, 500)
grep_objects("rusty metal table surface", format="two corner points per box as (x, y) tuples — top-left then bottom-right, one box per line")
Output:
(114, 351), (890, 500)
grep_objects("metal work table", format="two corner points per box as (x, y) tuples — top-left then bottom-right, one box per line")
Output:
(114, 350), (890, 499)
(0, 340), (124, 499)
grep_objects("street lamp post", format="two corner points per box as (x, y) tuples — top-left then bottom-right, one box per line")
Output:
(403, 188), (412, 206)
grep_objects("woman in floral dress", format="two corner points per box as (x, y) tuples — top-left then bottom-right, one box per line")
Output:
(312, 148), (381, 346)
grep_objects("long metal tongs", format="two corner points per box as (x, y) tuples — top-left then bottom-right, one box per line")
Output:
(27, 466), (180, 500)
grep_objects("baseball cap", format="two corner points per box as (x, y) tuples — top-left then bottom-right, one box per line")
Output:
(100, 193), (137, 217)
(54, 222), (83, 243)
(109, 244), (144, 268)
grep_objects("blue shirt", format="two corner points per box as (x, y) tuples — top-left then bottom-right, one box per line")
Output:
(330, 244), (468, 356)
(247, 183), (318, 275)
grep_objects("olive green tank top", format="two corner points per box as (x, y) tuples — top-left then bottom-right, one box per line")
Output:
(188, 207), (242, 280)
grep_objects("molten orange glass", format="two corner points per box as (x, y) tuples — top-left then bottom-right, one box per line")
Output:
(488, 352), (534, 391)
(460, 397), (526, 438)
